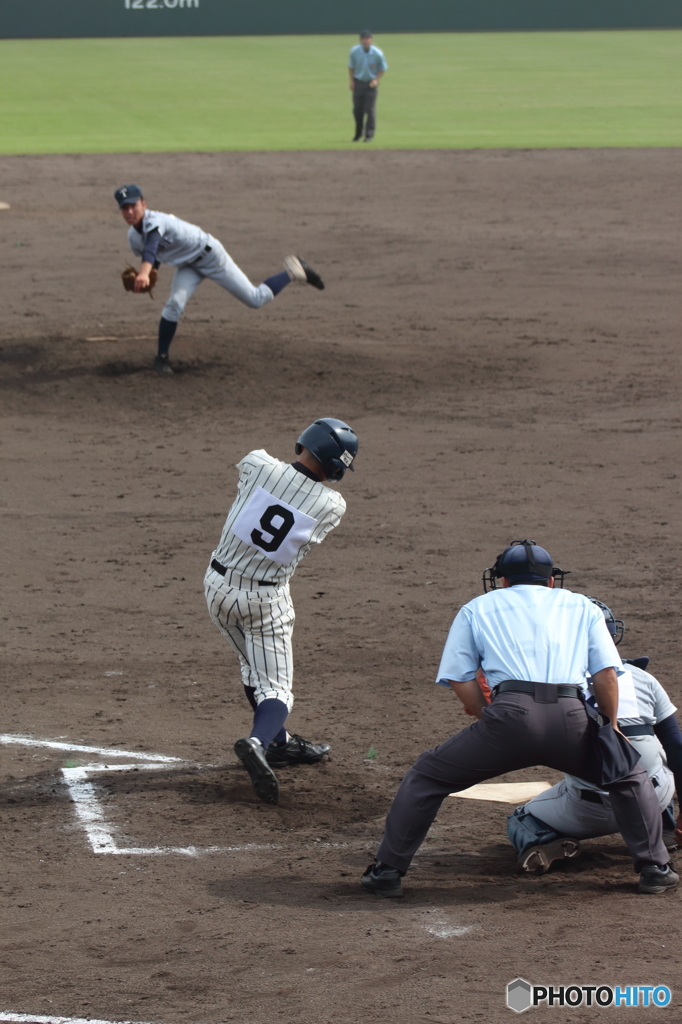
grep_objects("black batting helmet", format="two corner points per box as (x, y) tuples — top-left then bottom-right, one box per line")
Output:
(483, 539), (570, 592)
(587, 597), (625, 646)
(295, 418), (358, 482)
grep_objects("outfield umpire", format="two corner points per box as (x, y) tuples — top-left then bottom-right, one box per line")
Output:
(361, 540), (678, 897)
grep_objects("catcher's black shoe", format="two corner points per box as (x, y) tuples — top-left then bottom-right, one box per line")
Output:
(153, 354), (174, 374)
(517, 838), (582, 875)
(284, 255), (325, 290)
(361, 861), (404, 898)
(638, 863), (679, 895)
(265, 734), (331, 768)
(234, 737), (279, 804)
(663, 829), (680, 851)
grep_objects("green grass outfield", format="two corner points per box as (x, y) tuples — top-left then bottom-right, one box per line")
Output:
(1, 30), (680, 153)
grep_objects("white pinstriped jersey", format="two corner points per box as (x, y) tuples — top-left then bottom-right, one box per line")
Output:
(212, 450), (346, 586)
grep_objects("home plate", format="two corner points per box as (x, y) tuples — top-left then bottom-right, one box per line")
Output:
(450, 781), (552, 804)
(0, 202), (10, 210)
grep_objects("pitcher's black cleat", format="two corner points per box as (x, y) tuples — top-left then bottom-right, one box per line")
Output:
(284, 255), (325, 290)
(153, 354), (174, 374)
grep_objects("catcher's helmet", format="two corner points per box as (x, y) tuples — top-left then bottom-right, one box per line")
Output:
(482, 539), (570, 592)
(587, 596), (625, 646)
(295, 417), (358, 482)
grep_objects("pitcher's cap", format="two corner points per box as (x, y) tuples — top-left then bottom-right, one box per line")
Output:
(114, 184), (143, 208)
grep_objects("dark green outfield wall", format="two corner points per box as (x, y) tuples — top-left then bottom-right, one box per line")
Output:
(1, 0), (681, 39)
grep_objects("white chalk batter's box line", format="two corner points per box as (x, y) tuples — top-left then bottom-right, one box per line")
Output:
(0, 734), (282, 858)
(0, 1015), (160, 1024)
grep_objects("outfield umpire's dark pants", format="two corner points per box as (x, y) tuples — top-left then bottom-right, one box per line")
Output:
(353, 80), (378, 139)
(376, 690), (667, 873)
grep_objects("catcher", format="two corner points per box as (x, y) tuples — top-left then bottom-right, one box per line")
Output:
(507, 598), (682, 874)
(114, 184), (324, 374)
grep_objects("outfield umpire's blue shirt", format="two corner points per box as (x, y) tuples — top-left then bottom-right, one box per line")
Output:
(348, 44), (388, 81)
(436, 586), (623, 689)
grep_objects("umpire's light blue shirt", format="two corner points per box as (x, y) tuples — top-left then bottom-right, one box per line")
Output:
(349, 44), (388, 82)
(436, 586), (623, 690)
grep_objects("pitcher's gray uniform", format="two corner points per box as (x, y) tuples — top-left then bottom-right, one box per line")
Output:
(510, 663), (677, 844)
(127, 210), (277, 321)
(115, 183), (324, 373)
(204, 449), (346, 709)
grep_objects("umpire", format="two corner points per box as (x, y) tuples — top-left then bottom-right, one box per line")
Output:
(361, 540), (678, 897)
(348, 31), (388, 142)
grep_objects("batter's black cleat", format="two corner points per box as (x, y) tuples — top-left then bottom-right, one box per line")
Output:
(638, 863), (679, 895)
(517, 839), (582, 875)
(264, 734), (331, 768)
(153, 354), (174, 374)
(234, 737), (279, 805)
(284, 255), (325, 290)
(361, 861), (404, 898)
(352, 134), (362, 141)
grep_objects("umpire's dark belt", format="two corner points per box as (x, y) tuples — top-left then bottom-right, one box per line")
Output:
(210, 558), (274, 586)
(493, 679), (583, 703)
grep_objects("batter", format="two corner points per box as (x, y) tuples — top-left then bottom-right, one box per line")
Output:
(204, 417), (359, 804)
(114, 184), (324, 373)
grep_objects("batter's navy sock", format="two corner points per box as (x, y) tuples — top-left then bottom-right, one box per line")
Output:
(157, 317), (178, 357)
(244, 689), (287, 744)
(250, 698), (289, 748)
(263, 271), (290, 297)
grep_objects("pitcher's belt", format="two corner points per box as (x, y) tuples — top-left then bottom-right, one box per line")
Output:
(493, 680), (583, 701)
(210, 558), (276, 587)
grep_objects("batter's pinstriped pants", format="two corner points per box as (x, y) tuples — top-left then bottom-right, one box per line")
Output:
(204, 568), (295, 711)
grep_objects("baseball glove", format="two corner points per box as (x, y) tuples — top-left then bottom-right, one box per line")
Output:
(121, 265), (158, 298)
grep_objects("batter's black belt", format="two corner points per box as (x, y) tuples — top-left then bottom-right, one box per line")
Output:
(620, 723), (655, 737)
(210, 558), (275, 587)
(493, 679), (584, 702)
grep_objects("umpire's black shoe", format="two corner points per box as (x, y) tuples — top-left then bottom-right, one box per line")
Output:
(153, 354), (174, 374)
(361, 861), (404, 898)
(284, 255), (325, 290)
(517, 839), (582, 875)
(234, 737), (279, 805)
(265, 734), (331, 768)
(638, 863), (679, 895)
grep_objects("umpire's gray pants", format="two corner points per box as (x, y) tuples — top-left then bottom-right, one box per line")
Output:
(353, 80), (379, 138)
(376, 691), (667, 873)
(162, 238), (275, 323)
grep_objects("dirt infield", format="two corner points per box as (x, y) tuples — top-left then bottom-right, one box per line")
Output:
(1, 148), (681, 1023)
